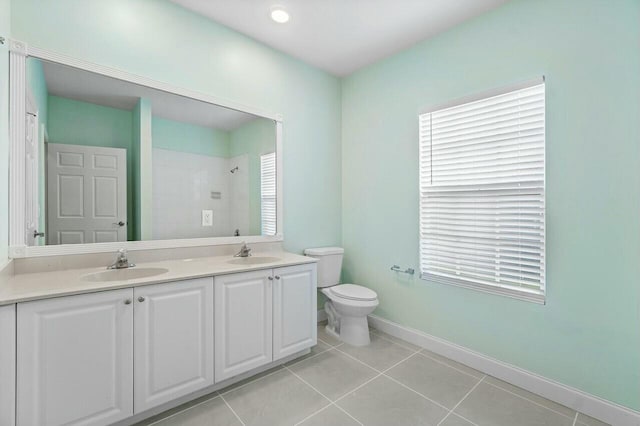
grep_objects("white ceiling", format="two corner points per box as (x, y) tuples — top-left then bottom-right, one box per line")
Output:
(171, 0), (508, 76)
(41, 60), (260, 131)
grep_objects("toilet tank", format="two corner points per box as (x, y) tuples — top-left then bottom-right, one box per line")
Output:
(304, 247), (344, 288)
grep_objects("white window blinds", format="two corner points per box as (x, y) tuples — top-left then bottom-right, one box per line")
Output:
(260, 152), (276, 236)
(419, 80), (545, 302)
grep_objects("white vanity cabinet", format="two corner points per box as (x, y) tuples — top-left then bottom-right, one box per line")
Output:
(134, 278), (214, 413)
(273, 264), (317, 361)
(17, 289), (134, 426)
(0, 304), (16, 426)
(214, 269), (274, 382)
(9, 259), (316, 425)
(214, 263), (317, 381)
(15, 278), (215, 425)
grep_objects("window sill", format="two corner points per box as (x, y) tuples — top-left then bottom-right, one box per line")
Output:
(420, 273), (546, 305)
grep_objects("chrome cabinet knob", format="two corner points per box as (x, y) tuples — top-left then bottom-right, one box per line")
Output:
(138, 296), (145, 302)
(268, 276), (274, 281)
(124, 299), (132, 305)
(275, 276), (281, 280)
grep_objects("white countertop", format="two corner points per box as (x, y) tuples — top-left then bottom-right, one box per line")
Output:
(0, 251), (316, 306)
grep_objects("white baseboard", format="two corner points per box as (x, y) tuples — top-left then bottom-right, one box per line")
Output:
(368, 314), (640, 426)
(317, 308), (327, 323)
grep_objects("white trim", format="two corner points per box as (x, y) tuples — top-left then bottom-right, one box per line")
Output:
(9, 41), (28, 251)
(8, 39), (285, 258)
(275, 121), (284, 237)
(26, 43), (279, 121)
(368, 314), (640, 426)
(317, 308), (327, 323)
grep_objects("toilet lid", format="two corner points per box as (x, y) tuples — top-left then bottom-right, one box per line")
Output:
(330, 284), (377, 301)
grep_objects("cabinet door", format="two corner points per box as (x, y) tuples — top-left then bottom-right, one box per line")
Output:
(215, 270), (272, 382)
(273, 264), (317, 361)
(134, 278), (214, 413)
(0, 304), (16, 426)
(17, 289), (134, 426)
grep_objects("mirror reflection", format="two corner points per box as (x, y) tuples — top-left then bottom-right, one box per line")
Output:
(25, 58), (277, 246)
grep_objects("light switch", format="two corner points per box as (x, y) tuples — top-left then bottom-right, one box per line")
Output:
(202, 210), (213, 227)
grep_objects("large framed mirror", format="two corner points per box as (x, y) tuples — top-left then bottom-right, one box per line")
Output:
(8, 40), (283, 257)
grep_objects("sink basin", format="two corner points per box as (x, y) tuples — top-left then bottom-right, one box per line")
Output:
(82, 267), (169, 282)
(227, 256), (281, 265)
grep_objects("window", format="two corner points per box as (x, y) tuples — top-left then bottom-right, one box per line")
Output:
(419, 79), (545, 303)
(260, 152), (276, 236)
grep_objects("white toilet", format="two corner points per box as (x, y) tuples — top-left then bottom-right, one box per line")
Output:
(304, 247), (378, 346)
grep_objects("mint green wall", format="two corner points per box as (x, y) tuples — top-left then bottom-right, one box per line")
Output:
(7, 0), (637, 412)
(25, 58), (48, 241)
(152, 116), (230, 158)
(11, 0), (342, 254)
(341, 0), (640, 410)
(48, 95), (135, 240)
(229, 118), (276, 235)
(0, 0), (10, 262)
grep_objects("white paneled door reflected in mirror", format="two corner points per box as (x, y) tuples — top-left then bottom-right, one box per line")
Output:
(23, 57), (277, 246)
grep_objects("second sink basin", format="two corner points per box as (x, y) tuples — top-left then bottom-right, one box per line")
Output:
(227, 256), (281, 265)
(82, 267), (169, 282)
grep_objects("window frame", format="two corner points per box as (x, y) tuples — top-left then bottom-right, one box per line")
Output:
(418, 77), (546, 304)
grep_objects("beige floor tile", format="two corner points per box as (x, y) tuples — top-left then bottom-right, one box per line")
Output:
(419, 350), (484, 379)
(223, 369), (328, 426)
(285, 340), (332, 366)
(288, 349), (378, 400)
(337, 333), (415, 371)
(369, 328), (421, 351)
(218, 365), (284, 394)
(438, 413), (476, 426)
(317, 324), (342, 346)
(455, 382), (574, 426)
(297, 404), (361, 426)
(337, 375), (448, 426)
(386, 351), (481, 409)
(577, 412), (611, 426)
(484, 375), (576, 418)
(150, 396), (241, 426)
(134, 393), (220, 425)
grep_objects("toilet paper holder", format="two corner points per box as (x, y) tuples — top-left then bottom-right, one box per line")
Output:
(390, 265), (415, 275)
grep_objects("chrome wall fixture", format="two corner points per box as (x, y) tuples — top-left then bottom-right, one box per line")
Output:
(390, 265), (415, 275)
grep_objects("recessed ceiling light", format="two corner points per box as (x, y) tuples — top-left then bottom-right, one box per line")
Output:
(270, 6), (290, 23)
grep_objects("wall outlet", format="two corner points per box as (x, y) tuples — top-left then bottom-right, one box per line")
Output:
(202, 210), (213, 227)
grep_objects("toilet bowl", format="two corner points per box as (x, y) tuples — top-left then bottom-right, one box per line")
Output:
(322, 284), (378, 346)
(304, 247), (379, 347)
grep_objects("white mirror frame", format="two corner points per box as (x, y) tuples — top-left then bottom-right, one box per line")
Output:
(8, 39), (284, 258)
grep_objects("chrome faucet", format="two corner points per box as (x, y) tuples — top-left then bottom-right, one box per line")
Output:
(234, 243), (252, 258)
(108, 249), (135, 269)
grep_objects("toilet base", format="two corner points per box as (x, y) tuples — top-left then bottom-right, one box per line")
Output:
(324, 324), (340, 340)
(338, 315), (371, 346)
(322, 290), (378, 347)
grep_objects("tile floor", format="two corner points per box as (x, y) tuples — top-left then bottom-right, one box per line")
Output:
(136, 325), (610, 426)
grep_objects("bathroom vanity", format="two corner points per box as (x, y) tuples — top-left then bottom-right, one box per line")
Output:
(0, 252), (317, 426)
(0, 39), (306, 426)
